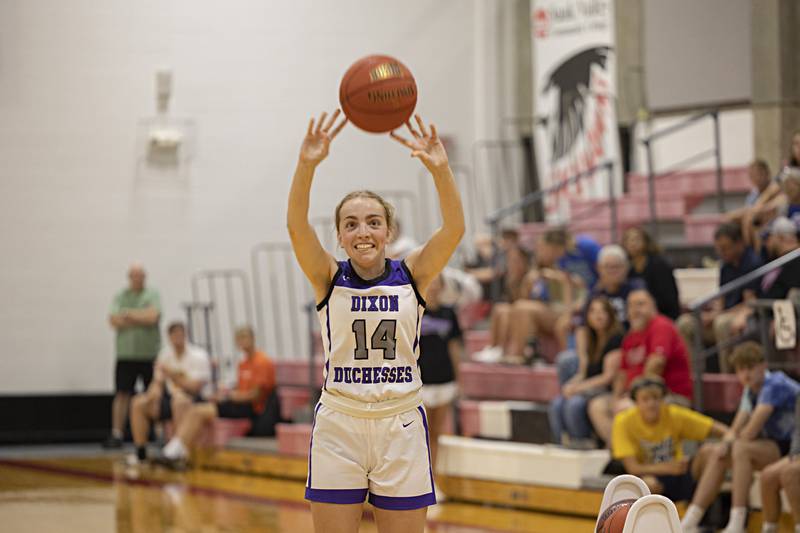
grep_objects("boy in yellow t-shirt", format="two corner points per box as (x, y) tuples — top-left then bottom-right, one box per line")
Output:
(612, 376), (729, 501)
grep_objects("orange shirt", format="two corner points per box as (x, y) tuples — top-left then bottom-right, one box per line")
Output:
(236, 351), (275, 414)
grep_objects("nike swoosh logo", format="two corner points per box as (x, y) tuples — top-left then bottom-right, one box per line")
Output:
(402, 421), (414, 428)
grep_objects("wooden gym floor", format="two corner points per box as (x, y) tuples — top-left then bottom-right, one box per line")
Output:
(0, 451), (597, 533)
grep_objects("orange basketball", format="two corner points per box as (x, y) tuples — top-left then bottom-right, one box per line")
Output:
(339, 55), (417, 133)
(596, 499), (635, 533)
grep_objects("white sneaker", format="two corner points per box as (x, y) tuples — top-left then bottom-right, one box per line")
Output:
(473, 345), (503, 363)
(722, 526), (745, 533)
(124, 454), (140, 467)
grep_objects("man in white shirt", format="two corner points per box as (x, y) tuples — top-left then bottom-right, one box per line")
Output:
(129, 321), (211, 464)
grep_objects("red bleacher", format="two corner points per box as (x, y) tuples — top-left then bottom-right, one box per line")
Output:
(459, 362), (559, 403)
(276, 422), (312, 456)
(459, 361), (743, 413)
(517, 167), (750, 248)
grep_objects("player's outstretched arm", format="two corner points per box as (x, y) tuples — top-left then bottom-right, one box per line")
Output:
(287, 110), (347, 301)
(391, 115), (465, 295)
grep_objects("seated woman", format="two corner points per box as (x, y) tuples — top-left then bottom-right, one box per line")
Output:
(548, 295), (623, 446)
(474, 245), (531, 362)
(622, 227), (681, 320)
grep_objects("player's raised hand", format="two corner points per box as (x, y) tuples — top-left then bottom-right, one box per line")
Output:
(390, 115), (450, 174)
(299, 110), (348, 166)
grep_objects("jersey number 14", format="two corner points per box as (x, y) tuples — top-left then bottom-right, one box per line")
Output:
(352, 319), (397, 360)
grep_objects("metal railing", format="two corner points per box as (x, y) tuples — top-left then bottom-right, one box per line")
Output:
(640, 109), (722, 242)
(485, 161), (618, 239)
(687, 247), (800, 410)
(190, 269), (254, 385)
(251, 242), (312, 359)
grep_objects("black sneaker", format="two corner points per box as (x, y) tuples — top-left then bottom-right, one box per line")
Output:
(102, 435), (123, 449)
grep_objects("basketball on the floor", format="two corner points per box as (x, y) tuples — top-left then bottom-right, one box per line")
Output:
(339, 54), (417, 133)
(596, 498), (635, 533)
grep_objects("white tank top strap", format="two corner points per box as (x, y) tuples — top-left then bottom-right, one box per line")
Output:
(320, 390), (422, 419)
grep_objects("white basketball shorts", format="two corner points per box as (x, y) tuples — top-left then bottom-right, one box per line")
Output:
(304, 403), (436, 510)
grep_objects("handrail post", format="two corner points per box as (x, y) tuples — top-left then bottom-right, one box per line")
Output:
(712, 110), (724, 213)
(691, 308), (705, 412)
(488, 218), (502, 302)
(643, 139), (659, 242)
(606, 162), (618, 243)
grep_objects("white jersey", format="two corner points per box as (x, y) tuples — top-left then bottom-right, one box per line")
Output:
(155, 342), (212, 397)
(316, 259), (426, 414)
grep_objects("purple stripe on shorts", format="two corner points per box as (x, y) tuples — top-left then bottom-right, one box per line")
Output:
(305, 487), (368, 504)
(306, 403), (322, 488)
(323, 306), (332, 390)
(418, 405), (437, 503)
(368, 491), (436, 510)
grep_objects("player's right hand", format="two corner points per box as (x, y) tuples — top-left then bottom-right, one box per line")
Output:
(299, 110), (347, 166)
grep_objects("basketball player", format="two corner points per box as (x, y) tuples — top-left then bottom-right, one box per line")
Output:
(287, 110), (464, 533)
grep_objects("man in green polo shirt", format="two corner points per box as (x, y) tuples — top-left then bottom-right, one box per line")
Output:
(104, 263), (161, 449)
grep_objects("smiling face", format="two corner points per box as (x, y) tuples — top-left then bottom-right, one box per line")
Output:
(586, 298), (612, 333)
(337, 196), (392, 271)
(622, 228), (646, 258)
(627, 289), (656, 331)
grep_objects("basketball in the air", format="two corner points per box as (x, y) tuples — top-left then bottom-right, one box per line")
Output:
(339, 55), (417, 133)
(596, 498), (635, 533)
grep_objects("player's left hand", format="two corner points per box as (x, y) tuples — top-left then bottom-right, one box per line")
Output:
(390, 115), (449, 174)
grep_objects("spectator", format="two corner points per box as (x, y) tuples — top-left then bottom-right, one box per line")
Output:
(504, 252), (576, 360)
(474, 246), (531, 362)
(554, 246), (645, 417)
(104, 263), (161, 449)
(464, 229), (519, 303)
(128, 322), (211, 465)
(759, 216), (800, 297)
(677, 222), (762, 373)
(679, 342), (800, 533)
(548, 296), (623, 446)
(622, 227), (681, 320)
(463, 232), (495, 301)
(611, 376), (728, 501)
(587, 245), (644, 326)
(729, 216), (800, 339)
(729, 160), (781, 239)
(535, 227), (601, 289)
(779, 167), (800, 226)
(759, 396), (800, 533)
(790, 131), (800, 168)
(417, 275), (463, 492)
(615, 288), (693, 407)
(156, 326), (276, 469)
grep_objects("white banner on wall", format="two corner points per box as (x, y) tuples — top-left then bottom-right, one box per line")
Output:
(532, 0), (621, 221)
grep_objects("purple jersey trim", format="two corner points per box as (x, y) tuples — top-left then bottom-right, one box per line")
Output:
(305, 403), (322, 488)
(323, 306), (332, 390)
(368, 491), (436, 510)
(334, 259), (412, 290)
(305, 487), (368, 504)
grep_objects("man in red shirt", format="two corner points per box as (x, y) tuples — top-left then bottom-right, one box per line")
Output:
(614, 289), (693, 409)
(156, 326), (276, 468)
